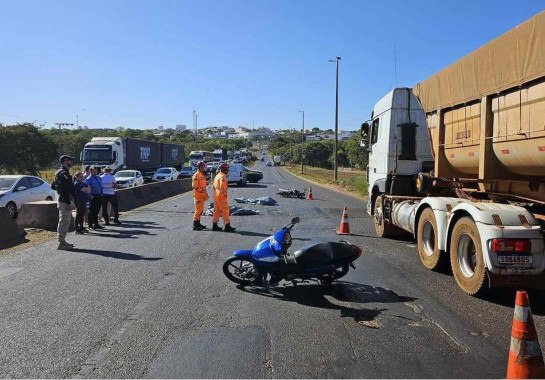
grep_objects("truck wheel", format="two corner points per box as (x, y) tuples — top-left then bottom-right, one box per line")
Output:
(417, 208), (446, 270)
(373, 196), (392, 237)
(449, 217), (487, 296)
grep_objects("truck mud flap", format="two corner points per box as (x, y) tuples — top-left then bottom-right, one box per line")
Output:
(488, 271), (545, 290)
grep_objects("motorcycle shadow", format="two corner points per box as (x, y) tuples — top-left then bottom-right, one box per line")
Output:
(237, 281), (417, 323)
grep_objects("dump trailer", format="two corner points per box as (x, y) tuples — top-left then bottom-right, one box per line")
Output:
(362, 11), (545, 295)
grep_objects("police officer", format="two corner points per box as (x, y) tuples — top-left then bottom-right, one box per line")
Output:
(54, 155), (76, 250)
(212, 162), (235, 232)
(192, 161), (209, 230)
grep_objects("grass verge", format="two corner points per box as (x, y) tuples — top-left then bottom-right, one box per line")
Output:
(284, 165), (367, 199)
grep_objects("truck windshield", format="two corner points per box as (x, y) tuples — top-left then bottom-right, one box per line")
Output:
(189, 154), (203, 160)
(83, 148), (111, 162)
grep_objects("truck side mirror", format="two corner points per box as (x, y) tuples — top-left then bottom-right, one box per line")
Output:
(361, 122), (369, 138)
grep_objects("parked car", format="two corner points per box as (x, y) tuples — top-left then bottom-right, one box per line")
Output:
(244, 167), (263, 183)
(114, 170), (144, 188)
(153, 167), (178, 181)
(205, 163), (216, 176)
(178, 166), (197, 178)
(0, 175), (55, 218)
(227, 163), (247, 186)
(266, 161), (273, 167)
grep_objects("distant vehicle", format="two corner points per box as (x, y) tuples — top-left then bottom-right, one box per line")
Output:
(178, 166), (197, 178)
(273, 155), (282, 166)
(227, 163), (247, 186)
(213, 148), (228, 162)
(0, 175), (55, 218)
(244, 167), (263, 183)
(260, 157), (265, 162)
(153, 167), (178, 181)
(81, 137), (184, 182)
(266, 161), (273, 167)
(205, 163), (216, 176)
(189, 151), (213, 166)
(114, 170), (144, 188)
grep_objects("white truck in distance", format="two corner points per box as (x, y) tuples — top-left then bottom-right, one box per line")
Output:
(362, 11), (545, 295)
(273, 156), (282, 166)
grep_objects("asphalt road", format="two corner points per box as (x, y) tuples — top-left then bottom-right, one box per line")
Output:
(1, 159), (544, 378)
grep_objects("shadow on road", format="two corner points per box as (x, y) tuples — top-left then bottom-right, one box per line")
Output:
(90, 229), (157, 239)
(242, 183), (268, 189)
(115, 220), (166, 229)
(479, 289), (545, 315)
(237, 281), (417, 323)
(70, 248), (163, 261)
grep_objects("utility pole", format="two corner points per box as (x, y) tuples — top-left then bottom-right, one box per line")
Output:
(193, 110), (197, 142)
(299, 110), (305, 174)
(329, 57), (341, 181)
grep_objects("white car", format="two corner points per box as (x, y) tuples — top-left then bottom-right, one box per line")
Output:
(0, 175), (56, 218)
(114, 170), (144, 188)
(153, 167), (178, 182)
(227, 163), (247, 186)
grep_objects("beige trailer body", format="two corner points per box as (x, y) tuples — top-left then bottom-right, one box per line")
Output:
(413, 11), (545, 202)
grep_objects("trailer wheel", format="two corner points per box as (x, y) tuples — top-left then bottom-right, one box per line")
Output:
(417, 208), (445, 270)
(449, 217), (487, 296)
(373, 196), (392, 237)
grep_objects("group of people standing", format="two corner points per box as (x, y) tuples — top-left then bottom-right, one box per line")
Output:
(54, 155), (121, 250)
(192, 161), (235, 232)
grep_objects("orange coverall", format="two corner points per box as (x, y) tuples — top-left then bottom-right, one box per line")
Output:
(213, 171), (230, 224)
(192, 170), (209, 221)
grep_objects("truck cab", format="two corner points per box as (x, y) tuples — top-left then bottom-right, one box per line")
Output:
(362, 88), (433, 216)
(82, 137), (124, 172)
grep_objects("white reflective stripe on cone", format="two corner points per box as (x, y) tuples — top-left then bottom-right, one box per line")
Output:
(514, 305), (531, 323)
(510, 337), (543, 357)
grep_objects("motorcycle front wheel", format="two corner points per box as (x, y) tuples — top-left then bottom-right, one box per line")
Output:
(223, 257), (259, 285)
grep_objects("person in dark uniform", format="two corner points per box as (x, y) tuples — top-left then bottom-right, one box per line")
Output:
(54, 155), (76, 250)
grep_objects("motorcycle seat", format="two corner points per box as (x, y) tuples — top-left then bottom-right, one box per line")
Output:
(285, 242), (358, 267)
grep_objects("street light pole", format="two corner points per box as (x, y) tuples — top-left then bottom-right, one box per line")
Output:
(329, 57), (341, 181)
(299, 110), (305, 174)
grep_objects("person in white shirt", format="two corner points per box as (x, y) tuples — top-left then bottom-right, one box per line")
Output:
(100, 166), (121, 225)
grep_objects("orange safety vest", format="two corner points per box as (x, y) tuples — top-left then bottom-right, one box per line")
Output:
(213, 172), (228, 202)
(192, 171), (209, 201)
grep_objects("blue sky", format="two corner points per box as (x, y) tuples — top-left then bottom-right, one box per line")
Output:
(1, 1), (543, 131)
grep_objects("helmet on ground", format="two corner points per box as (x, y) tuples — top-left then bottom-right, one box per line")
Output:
(219, 162), (229, 171)
(196, 161), (206, 169)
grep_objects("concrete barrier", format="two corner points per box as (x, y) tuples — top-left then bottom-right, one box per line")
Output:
(0, 207), (27, 242)
(16, 201), (75, 232)
(116, 179), (192, 212)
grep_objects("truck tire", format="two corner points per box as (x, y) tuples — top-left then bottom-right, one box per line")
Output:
(417, 208), (446, 270)
(373, 196), (392, 237)
(416, 172), (432, 195)
(449, 217), (487, 296)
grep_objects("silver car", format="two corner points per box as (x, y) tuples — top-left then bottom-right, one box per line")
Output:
(0, 175), (56, 218)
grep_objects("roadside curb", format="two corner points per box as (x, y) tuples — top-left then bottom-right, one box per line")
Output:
(280, 167), (368, 201)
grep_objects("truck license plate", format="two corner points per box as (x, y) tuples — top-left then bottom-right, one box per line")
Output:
(498, 255), (533, 265)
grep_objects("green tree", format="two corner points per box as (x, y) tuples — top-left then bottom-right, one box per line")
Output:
(0, 123), (58, 174)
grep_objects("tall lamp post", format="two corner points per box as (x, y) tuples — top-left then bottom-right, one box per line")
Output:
(329, 56), (341, 181)
(299, 110), (305, 174)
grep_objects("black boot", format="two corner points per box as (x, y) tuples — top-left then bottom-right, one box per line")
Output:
(212, 223), (223, 231)
(197, 221), (207, 229)
(193, 221), (204, 231)
(224, 223), (236, 232)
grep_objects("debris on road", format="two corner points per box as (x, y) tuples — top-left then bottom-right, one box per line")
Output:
(276, 189), (306, 199)
(234, 196), (278, 205)
(203, 203), (260, 216)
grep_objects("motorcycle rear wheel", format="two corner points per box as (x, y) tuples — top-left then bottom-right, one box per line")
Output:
(223, 257), (259, 285)
(320, 264), (350, 285)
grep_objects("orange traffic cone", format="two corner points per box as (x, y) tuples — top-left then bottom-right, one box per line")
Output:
(506, 290), (545, 379)
(306, 186), (314, 200)
(337, 206), (351, 235)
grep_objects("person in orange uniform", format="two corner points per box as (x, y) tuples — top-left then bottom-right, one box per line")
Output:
(192, 161), (209, 231)
(212, 162), (236, 232)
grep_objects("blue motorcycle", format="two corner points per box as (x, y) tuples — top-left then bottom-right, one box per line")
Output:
(222, 217), (362, 286)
